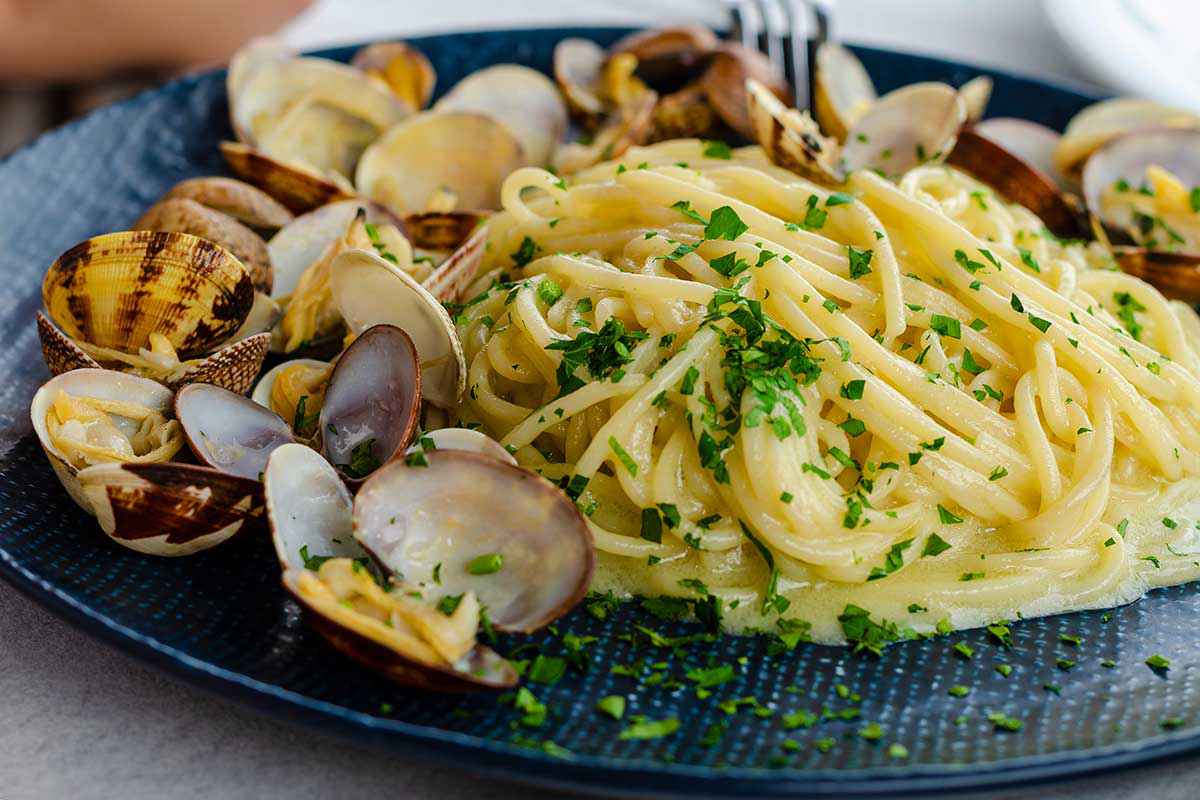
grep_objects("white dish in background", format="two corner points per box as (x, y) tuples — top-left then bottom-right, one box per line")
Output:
(1045, 0), (1200, 110)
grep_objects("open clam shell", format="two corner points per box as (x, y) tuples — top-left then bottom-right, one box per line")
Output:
(813, 42), (876, 142)
(553, 37), (608, 122)
(1081, 128), (1200, 242)
(405, 428), (516, 466)
(433, 65), (568, 167)
(229, 55), (406, 148)
(330, 248), (466, 409)
(175, 383), (295, 480)
(1080, 129), (1200, 298)
(42, 230), (254, 358)
(162, 177), (294, 232)
(220, 141), (355, 215)
(700, 45), (791, 142)
(267, 199), (401, 301)
(354, 450), (594, 634)
(1055, 98), (1200, 182)
(841, 82), (966, 175)
(134, 198), (273, 293)
(265, 443), (516, 691)
(36, 312), (269, 395)
(746, 78), (842, 184)
(973, 117), (1068, 190)
(356, 111), (526, 214)
(80, 461), (260, 556)
(255, 93), (381, 186)
(319, 324), (421, 483)
(30, 368), (178, 513)
(553, 90), (657, 175)
(610, 25), (718, 92)
(947, 129), (1087, 240)
(351, 42), (437, 113)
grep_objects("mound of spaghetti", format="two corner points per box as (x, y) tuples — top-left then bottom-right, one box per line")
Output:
(453, 139), (1200, 643)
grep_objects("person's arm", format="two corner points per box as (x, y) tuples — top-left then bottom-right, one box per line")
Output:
(0, 0), (313, 81)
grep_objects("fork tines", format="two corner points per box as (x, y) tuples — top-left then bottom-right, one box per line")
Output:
(723, 0), (833, 111)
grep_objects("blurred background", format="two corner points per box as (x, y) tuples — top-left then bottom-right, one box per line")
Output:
(2, 0), (1198, 157)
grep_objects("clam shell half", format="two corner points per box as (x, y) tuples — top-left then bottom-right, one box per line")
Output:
(80, 461), (261, 556)
(354, 450), (594, 634)
(319, 324), (422, 483)
(265, 443), (516, 691)
(30, 368), (176, 514)
(175, 382), (296, 480)
(330, 248), (466, 409)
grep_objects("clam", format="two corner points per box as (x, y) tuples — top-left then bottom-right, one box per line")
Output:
(1054, 97), (1200, 182)
(220, 141), (355, 215)
(31, 368), (182, 513)
(175, 383), (296, 480)
(79, 461), (261, 557)
(1081, 129), (1200, 300)
(813, 42), (876, 141)
(947, 129), (1087, 240)
(973, 117), (1067, 189)
(405, 428), (517, 466)
(356, 111), (526, 214)
(610, 25), (718, 92)
(265, 443), (517, 690)
(227, 39), (293, 139)
(161, 177), (294, 232)
(351, 42), (436, 113)
(354, 450), (594, 633)
(746, 78), (842, 183)
(266, 199), (400, 301)
(320, 324), (422, 483)
(37, 231), (269, 393)
(957, 76), (992, 124)
(134, 198), (273, 293)
(331, 247), (465, 409)
(700, 45), (791, 142)
(229, 54), (406, 148)
(433, 65), (568, 167)
(840, 82), (966, 175)
(553, 90), (657, 174)
(553, 37), (608, 122)
(255, 92), (382, 185)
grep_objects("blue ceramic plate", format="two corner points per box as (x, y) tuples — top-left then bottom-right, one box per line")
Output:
(1, 27), (1196, 799)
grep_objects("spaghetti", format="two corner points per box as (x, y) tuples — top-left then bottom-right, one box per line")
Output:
(454, 139), (1200, 643)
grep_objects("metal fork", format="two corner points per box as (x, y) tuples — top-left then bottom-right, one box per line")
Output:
(723, 0), (834, 111)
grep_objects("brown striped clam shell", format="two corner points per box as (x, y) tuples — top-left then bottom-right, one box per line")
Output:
(220, 141), (355, 214)
(79, 461), (262, 557)
(41, 230), (255, 359)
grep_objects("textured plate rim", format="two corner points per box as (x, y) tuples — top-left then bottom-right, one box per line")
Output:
(4, 25), (1196, 799)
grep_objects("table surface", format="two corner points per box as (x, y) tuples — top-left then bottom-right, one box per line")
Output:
(4, 2), (1197, 799)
